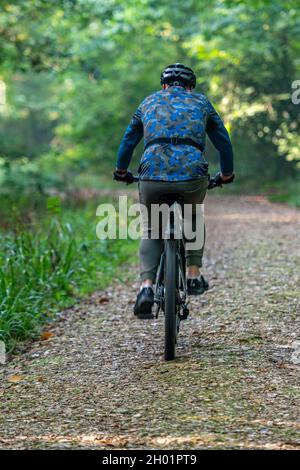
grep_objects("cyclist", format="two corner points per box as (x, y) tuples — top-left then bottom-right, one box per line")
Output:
(114, 63), (234, 318)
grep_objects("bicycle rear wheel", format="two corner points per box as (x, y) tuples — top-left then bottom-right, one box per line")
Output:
(164, 239), (178, 361)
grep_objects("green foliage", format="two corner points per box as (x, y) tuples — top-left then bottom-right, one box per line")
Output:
(268, 178), (300, 207)
(0, 0), (300, 349)
(0, 198), (138, 350)
(0, 0), (299, 189)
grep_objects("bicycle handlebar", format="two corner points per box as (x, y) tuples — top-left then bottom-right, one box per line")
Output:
(131, 173), (234, 189)
(207, 172), (235, 189)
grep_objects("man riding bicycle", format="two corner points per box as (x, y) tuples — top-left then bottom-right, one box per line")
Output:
(114, 63), (234, 319)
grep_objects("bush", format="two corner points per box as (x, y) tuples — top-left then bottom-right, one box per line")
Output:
(0, 200), (138, 351)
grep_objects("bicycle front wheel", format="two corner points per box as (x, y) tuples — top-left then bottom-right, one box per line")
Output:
(164, 239), (178, 361)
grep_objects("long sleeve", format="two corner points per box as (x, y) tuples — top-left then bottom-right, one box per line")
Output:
(206, 101), (234, 175)
(116, 108), (143, 170)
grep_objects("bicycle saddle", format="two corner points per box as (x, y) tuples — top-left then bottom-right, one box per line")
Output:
(158, 193), (184, 206)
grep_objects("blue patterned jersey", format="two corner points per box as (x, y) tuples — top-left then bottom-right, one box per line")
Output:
(117, 86), (233, 181)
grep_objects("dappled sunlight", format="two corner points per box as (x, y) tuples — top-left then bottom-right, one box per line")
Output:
(206, 212), (300, 223)
(0, 432), (298, 450)
(1, 0), (300, 452)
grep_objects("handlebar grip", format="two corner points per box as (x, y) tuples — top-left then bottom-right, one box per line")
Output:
(208, 173), (235, 190)
(221, 173), (235, 185)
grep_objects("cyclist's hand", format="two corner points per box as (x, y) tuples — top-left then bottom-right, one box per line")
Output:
(113, 169), (134, 184)
(208, 172), (235, 189)
(220, 173), (235, 184)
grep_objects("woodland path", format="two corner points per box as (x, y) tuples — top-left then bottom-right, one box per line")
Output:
(1, 195), (299, 449)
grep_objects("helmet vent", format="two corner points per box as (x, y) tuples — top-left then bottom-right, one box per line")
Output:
(160, 63), (196, 88)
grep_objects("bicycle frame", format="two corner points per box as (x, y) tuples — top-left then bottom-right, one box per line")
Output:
(128, 173), (231, 359)
(153, 201), (189, 323)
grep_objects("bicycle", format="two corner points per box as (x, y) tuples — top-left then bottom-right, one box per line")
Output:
(130, 172), (233, 361)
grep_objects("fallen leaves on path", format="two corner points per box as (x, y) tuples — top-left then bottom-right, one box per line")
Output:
(1, 196), (299, 450)
(7, 375), (24, 383)
(40, 331), (55, 341)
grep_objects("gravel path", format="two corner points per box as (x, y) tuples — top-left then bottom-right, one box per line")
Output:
(1, 195), (299, 449)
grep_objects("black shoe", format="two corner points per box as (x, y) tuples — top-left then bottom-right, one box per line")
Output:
(187, 275), (209, 296)
(133, 287), (154, 319)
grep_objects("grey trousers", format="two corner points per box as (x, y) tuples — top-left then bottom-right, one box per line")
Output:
(138, 177), (208, 282)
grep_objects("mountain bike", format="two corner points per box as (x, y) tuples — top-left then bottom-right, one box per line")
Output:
(130, 172), (231, 360)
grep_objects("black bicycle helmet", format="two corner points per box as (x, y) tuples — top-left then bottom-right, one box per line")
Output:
(160, 63), (196, 88)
